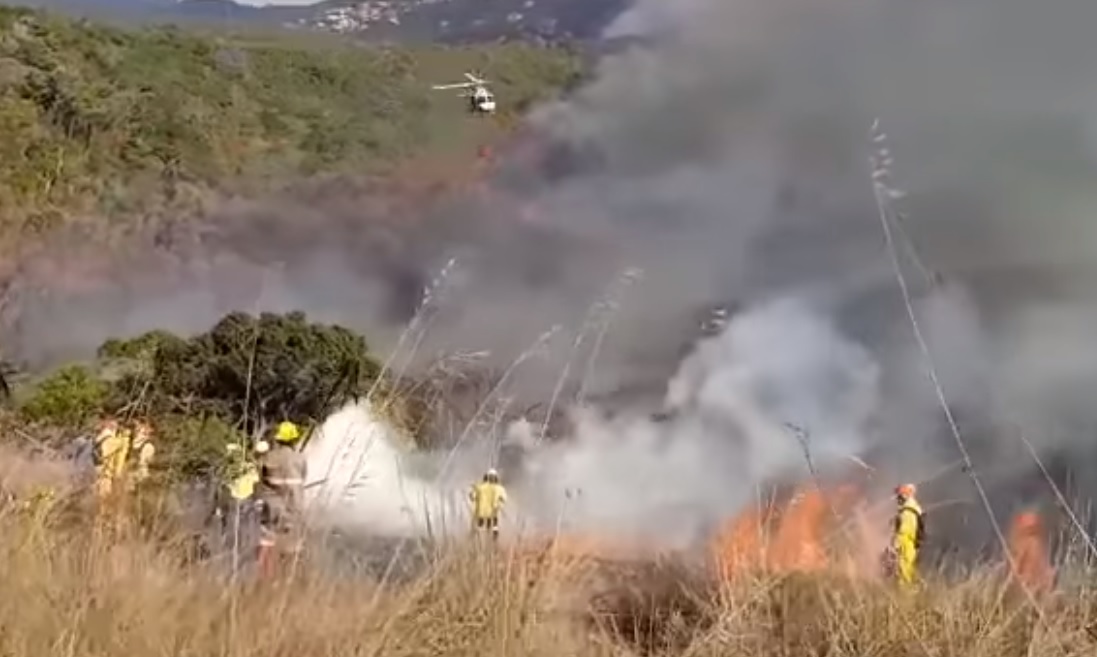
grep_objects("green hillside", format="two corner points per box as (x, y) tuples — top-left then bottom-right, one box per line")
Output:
(0, 5), (580, 241)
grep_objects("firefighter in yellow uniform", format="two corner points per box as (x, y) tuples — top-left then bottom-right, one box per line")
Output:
(218, 441), (265, 572)
(93, 419), (130, 500)
(469, 468), (507, 542)
(129, 421), (156, 489)
(226, 442), (263, 503)
(890, 483), (924, 589)
(257, 421), (307, 578)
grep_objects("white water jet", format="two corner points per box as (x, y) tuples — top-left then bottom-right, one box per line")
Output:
(303, 403), (471, 538)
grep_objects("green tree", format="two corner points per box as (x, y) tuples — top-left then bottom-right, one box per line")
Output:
(19, 364), (108, 426)
(114, 311), (380, 436)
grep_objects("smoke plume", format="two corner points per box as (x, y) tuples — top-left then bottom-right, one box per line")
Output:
(10, 0), (1097, 556)
(510, 0), (1097, 553)
(306, 297), (881, 549)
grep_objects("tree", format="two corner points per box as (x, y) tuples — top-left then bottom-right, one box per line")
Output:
(19, 364), (108, 427)
(13, 311), (409, 476)
(109, 311), (382, 437)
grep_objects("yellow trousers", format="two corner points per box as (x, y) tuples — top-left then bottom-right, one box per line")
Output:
(894, 536), (918, 588)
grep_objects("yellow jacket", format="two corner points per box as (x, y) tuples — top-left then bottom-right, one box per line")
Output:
(892, 498), (923, 548)
(96, 427), (131, 480)
(228, 463), (261, 501)
(132, 441), (155, 482)
(469, 481), (507, 520)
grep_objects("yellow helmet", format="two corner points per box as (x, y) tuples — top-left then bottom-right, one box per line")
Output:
(274, 421), (301, 443)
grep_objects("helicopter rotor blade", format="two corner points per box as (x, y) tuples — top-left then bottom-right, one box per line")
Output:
(464, 72), (489, 85)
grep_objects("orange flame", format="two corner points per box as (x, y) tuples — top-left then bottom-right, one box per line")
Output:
(711, 499), (775, 578)
(512, 478), (1056, 592)
(711, 484), (866, 579)
(1008, 511), (1054, 594)
(769, 488), (831, 571)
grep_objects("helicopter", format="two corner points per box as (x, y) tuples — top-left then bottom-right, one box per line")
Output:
(432, 72), (497, 115)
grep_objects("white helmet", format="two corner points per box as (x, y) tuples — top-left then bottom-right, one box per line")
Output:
(485, 468), (499, 480)
(254, 440), (271, 455)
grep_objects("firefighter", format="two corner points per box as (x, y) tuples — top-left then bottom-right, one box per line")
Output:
(226, 442), (264, 503)
(217, 441), (265, 571)
(93, 418), (129, 500)
(256, 421), (307, 578)
(469, 468), (507, 542)
(889, 483), (925, 589)
(129, 421), (156, 488)
(217, 442), (262, 528)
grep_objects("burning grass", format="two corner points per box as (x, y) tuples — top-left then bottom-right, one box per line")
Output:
(0, 439), (1093, 657)
(2, 491), (1097, 657)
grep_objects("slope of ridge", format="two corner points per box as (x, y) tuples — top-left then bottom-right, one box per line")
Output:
(0, 5), (579, 266)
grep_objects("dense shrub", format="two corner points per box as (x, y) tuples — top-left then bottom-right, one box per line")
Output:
(109, 310), (381, 435)
(11, 311), (395, 473)
(18, 364), (107, 427)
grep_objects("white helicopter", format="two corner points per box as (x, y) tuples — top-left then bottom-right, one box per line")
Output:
(432, 72), (497, 115)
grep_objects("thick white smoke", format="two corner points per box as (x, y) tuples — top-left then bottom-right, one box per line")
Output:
(305, 297), (881, 549)
(515, 297), (880, 547)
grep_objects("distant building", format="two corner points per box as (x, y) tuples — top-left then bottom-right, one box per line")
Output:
(309, 1), (404, 33)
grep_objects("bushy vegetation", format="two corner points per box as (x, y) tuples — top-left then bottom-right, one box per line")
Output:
(17, 363), (106, 426)
(15, 310), (391, 473)
(0, 5), (580, 237)
(104, 311), (379, 429)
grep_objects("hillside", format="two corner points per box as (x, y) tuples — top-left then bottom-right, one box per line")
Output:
(8, 0), (631, 44)
(0, 5), (579, 260)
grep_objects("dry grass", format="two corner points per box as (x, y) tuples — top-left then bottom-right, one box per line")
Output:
(3, 452), (1097, 657)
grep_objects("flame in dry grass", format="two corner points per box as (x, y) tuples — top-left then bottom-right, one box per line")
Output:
(769, 488), (832, 571)
(1007, 510), (1054, 594)
(711, 500), (774, 578)
(710, 484), (870, 580)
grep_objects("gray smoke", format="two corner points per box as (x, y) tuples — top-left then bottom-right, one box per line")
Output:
(504, 0), (1097, 552)
(304, 296), (883, 550)
(454, 0), (1097, 552)
(9, 0), (1097, 556)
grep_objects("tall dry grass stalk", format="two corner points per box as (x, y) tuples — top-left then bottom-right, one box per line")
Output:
(2, 470), (1097, 657)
